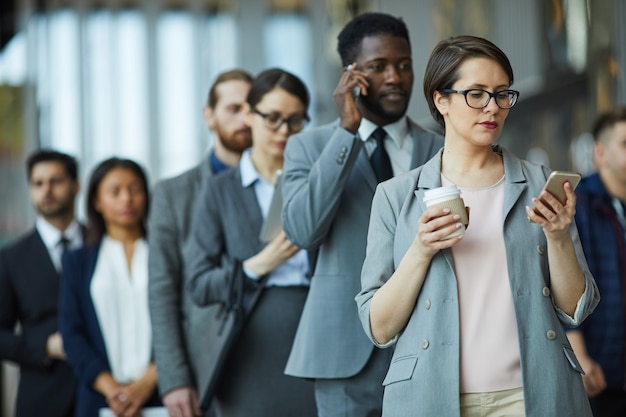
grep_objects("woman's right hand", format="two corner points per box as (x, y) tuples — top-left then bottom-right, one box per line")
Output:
(413, 207), (464, 258)
(243, 230), (300, 276)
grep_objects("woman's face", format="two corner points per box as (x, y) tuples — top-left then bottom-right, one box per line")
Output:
(245, 87), (307, 159)
(435, 57), (511, 148)
(94, 167), (147, 232)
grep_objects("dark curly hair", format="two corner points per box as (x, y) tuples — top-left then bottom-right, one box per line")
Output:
(337, 12), (410, 67)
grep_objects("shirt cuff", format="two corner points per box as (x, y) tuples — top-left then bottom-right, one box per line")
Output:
(555, 284), (587, 327)
(243, 265), (260, 280)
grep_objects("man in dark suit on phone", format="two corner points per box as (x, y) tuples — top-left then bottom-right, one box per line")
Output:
(0, 149), (81, 417)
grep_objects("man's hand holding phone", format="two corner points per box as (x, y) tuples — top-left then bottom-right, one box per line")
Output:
(334, 62), (370, 134)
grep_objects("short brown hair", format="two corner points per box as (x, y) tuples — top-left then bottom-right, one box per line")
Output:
(592, 106), (626, 143)
(206, 69), (253, 108)
(423, 35), (514, 130)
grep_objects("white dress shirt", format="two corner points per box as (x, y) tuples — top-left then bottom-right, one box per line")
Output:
(239, 150), (310, 287)
(36, 216), (82, 272)
(358, 116), (413, 176)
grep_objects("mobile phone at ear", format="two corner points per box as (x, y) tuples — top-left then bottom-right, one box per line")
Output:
(540, 171), (582, 205)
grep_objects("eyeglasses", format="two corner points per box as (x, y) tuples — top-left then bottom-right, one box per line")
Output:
(439, 89), (520, 109)
(252, 109), (309, 133)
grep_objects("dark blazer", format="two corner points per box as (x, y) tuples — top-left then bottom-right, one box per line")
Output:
(0, 229), (77, 417)
(59, 244), (160, 417)
(187, 164), (317, 416)
(188, 165), (316, 305)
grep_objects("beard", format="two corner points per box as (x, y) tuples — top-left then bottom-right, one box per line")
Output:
(35, 194), (75, 219)
(215, 125), (252, 153)
(359, 92), (410, 123)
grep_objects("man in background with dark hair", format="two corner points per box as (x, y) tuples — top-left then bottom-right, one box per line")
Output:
(148, 68), (253, 417)
(567, 106), (626, 417)
(0, 149), (81, 417)
(281, 12), (443, 417)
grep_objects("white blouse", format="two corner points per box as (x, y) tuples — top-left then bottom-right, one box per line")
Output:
(90, 236), (151, 383)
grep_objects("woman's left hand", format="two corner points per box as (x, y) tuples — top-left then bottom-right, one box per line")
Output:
(526, 181), (576, 239)
(116, 368), (157, 417)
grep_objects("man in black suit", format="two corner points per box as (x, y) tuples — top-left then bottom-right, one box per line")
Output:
(0, 149), (81, 417)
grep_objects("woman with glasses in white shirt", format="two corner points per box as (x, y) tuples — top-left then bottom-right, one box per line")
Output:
(188, 68), (317, 417)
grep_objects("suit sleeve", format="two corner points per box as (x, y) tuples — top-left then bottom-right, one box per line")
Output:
(355, 183), (401, 348)
(281, 127), (364, 249)
(0, 249), (49, 367)
(59, 250), (110, 386)
(148, 181), (194, 395)
(187, 176), (234, 306)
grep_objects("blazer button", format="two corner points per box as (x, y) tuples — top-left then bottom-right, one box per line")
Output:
(421, 339), (429, 349)
(424, 299), (431, 310)
(546, 330), (556, 340)
(341, 146), (348, 153)
(536, 245), (545, 255)
(542, 287), (551, 297)
(337, 158), (344, 164)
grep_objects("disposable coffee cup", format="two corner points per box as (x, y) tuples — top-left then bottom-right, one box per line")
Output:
(423, 185), (469, 240)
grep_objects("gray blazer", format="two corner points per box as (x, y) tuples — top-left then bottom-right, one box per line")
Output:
(148, 157), (216, 402)
(356, 146), (600, 417)
(282, 118), (443, 379)
(187, 166), (267, 303)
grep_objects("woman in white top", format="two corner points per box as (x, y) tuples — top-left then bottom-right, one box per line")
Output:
(60, 157), (160, 417)
(356, 35), (599, 417)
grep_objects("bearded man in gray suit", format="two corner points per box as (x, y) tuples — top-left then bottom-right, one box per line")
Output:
(148, 69), (252, 417)
(281, 12), (444, 417)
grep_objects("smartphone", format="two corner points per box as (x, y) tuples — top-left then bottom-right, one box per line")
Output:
(540, 171), (582, 205)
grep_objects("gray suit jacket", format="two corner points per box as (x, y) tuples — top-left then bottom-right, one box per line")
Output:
(356, 146), (600, 417)
(187, 166), (267, 304)
(148, 157), (216, 402)
(282, 118), (443, 379)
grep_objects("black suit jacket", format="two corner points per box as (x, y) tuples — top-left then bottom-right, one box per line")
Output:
(0, 229), (77, 417)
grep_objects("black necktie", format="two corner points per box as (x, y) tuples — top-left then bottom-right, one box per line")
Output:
(370, 127), (393, 183)
(59, 236), (70, 268)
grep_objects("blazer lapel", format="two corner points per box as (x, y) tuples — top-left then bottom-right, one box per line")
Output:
(230, 169), (265, 249)
(32, 230), (60, 279)
(500, 147), (528, 221)
(355, 147), (378, 192)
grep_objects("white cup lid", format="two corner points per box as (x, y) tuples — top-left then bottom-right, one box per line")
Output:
(423, 185), (461, 202)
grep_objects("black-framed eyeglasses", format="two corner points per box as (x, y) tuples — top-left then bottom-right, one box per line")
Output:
(439, 89), (520, 109)
(253, 109), (309, 133)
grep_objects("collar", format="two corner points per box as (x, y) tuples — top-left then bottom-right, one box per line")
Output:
(209, 150), (231, 175)
(239, 149), (259, 188)
(358, 116), (409, 147)
(416, 144), (526, 190)
(36, 216), (81, 249)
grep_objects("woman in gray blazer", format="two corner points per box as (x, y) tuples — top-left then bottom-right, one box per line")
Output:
(188, 68), (317, 417)
(356, 35), (600, 417)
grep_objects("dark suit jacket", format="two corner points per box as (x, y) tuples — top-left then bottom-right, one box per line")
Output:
(60, 244), (160, 417)
(0, 229), (77, 417)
